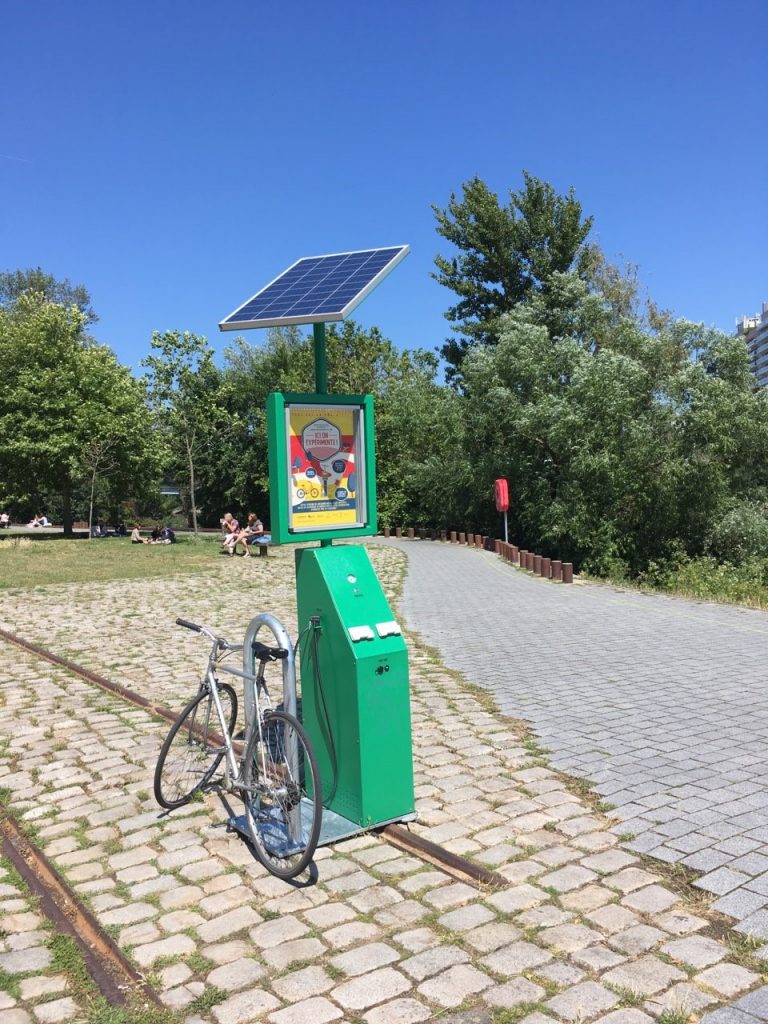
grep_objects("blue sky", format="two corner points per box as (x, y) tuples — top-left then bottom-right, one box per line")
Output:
(3, 1), (766, 371)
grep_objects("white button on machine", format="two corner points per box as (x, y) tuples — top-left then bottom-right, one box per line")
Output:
(376, 620), (402, 638)
(348, 625), (375, 642)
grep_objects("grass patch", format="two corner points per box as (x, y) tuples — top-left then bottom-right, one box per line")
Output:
(0, 534), (223, 589)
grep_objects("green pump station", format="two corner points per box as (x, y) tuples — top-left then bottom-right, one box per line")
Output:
(222, 246), (415, 838)
(266, 386), (415, 829)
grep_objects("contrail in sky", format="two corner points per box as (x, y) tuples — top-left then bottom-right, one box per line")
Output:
(0, 154), (32, 163)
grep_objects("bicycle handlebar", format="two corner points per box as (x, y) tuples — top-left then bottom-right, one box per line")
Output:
(176, 618), (202, 632)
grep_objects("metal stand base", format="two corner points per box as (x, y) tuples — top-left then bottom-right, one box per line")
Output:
(229, 801), (417, 849)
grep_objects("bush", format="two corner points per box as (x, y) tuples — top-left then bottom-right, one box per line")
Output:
(708, 502), (768, 565)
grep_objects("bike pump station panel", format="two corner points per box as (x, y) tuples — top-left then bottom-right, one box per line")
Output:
(220, 247), (415, 832)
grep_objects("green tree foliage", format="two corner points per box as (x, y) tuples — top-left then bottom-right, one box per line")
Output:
(142, 331), (232, 534)
(459, 273), (768, 574)
(433, 172), (593, 377)
(0, 267), (98, 325)
(0, 294), (156, 532)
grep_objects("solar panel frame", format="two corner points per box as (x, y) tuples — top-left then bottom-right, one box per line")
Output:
(218, 245), (410, 331)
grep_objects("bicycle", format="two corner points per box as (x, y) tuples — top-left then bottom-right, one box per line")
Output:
(154, 617), (322, 879)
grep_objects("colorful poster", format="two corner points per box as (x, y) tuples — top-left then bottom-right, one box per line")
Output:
(286, 403), (365, 531)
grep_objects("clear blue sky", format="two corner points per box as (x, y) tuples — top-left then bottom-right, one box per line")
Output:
(3, 1), (766, 371)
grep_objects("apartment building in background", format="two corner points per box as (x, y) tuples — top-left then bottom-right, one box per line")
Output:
(736, 302), (768, 388)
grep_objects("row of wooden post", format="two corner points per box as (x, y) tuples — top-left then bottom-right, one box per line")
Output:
(380, 528), (574, 583)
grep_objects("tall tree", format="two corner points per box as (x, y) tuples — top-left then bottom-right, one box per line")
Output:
(0, 294), (155, 532)
(433, 172), (593, 378)
(142, 331), (232, 535)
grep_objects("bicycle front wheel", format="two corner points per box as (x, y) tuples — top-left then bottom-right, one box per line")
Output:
(154, 683), (238, 809)
(242, 710), (321, 879)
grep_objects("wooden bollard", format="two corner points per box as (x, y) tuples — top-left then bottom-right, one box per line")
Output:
(527, 551), (535, 571)
(533, 554), (542, 574)
(466, 532), (474, 545)
(458, 532), (465, 544)
(440, 530), (447, 542)
(519, 549), (527, 568)
(551, 559), (562, 581)
(511, 545), (519, 563)
(407, 527), (414, 539)
(395, 527), (402, 538)
(383, 527), (390, 538)
(541, 557), (551, 579)
(475, 534), (483, 548)
(450, 530), (457, 543)
(562, 562), (574, 583)
(418, 528), (426, 539)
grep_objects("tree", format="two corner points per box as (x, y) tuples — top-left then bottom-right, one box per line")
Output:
(142, 331), (232, 535)
(0, 294), (155, 532)
(433, 172), (593, 378)
(0, 267), (98, 325)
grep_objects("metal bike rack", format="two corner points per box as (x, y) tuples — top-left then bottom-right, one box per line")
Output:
(241, 612), (297, 722)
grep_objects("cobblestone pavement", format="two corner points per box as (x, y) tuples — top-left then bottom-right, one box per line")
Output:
(384, 539), (768, 936)
(0, 542), (767, 1024)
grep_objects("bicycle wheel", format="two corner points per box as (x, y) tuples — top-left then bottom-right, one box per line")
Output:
(154, 683), (237, 809)
(242, 710), (321, 879)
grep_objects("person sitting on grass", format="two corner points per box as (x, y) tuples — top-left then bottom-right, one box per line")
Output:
(159, 526), (176, 544)
(0, 512), (9, 528)
(131, 524), (150, 544)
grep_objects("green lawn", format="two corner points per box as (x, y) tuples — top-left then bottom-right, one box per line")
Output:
(0, 534), (226, 589)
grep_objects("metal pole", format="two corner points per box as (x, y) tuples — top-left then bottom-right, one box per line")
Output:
(504, 511), (508, 543)
(313, 322), (328, 395)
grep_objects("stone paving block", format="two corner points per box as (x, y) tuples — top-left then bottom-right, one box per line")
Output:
(268, 998), (343, 1024)
(593, 1011), (654, 1024)
(696, 1009), (760, 1024)
(263, 938), (326, 970)
(270, 965), (334, 1002)
(132, 933), (195, 967)
(417, 963), (493, 1008)
(537, 960), (585, 986)
(734, 985), (768, 1017)
(462, 922), (523, 953)
(212, 987), (281, 1023)
(538, 864), (597, 892)
(586, 904), (639, 934)
(196, 906), (262, 944)
(545, 981), (619, 1021)
(332, 967), (411, 1011)
(201, 939), (252, 965)
(486, 883), (545, 913)
(362, 997), (432, 1024)
(423, 881), (476, 910)
(621, 885), (679, 914)
(734, 910), (768, 940)
(712, 890), (768, 919)
(696, 866), (754, 896)
(661, 934), (727, 968)
(31, 997), (79, 1023)
(0, 948), (52, 974)
(695, 963), (760, 997)
(560, 884), (615, 913)
(331, 942), (400, 977)
(539, 923), (603, 952)
(573, 945), (627, 972)
(609, 925), (666, 955)
(480, 940), (553, 976)
(646, 981), (717, 1015)
(206, 957), (267, 992)
(604, 868), (659, 893)
(18, 977), (67, 1001)
(401, 945), (469, 981)
(602, 955), (686, 995)
(652, 910), (708, 935)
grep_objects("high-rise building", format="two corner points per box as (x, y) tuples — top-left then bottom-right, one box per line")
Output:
(736, 303), (768, 388)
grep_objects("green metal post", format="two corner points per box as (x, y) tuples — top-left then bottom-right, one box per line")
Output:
(313, 322), (328, 395)
(312, 323), (333, 546)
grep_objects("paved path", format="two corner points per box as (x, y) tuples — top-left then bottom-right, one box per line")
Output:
(383, 538), (768, 936)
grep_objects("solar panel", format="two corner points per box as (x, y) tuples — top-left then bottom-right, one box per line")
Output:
(219, 245), (409, 331)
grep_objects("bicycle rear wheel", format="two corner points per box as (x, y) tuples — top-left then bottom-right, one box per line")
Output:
(242, 710), (321, 879)
(154, 683), (237, 809)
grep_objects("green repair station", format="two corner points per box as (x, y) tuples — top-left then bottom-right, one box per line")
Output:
(219, 246), (416, 844)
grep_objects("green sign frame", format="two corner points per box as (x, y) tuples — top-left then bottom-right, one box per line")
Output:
(266, 391), (378, 544)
